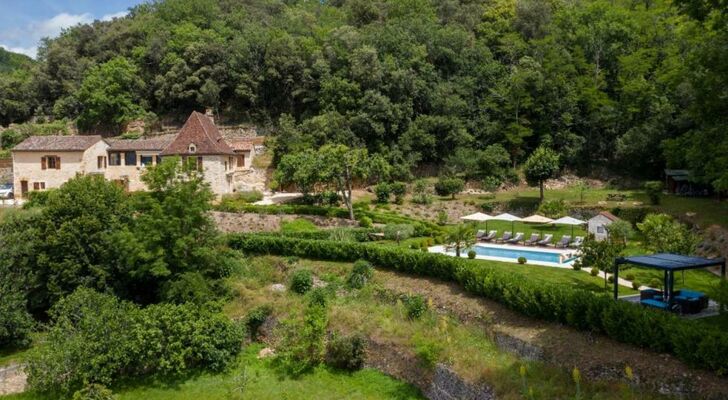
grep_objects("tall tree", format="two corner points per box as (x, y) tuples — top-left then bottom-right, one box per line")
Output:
(524, 146), (560, 201)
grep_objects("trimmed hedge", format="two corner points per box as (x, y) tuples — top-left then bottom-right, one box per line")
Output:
(228, 234), (728, 375)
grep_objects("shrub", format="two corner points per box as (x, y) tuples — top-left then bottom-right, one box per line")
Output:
(358, 216), (373, 228)
(467, 250), (476, 259)
(411, 179), (432, 205)
(625, 273), (636, 281)
(390, 182), (407, 204)
(637, 213), (699, 255)
(590, 267), (599, 277)
(274, 299), (328, 376)
(374, 182), (391, 203)
(649, 278), (662, 289)
(632, 281), (641, 290)
(572, 263), (581, 271)
(518, 257), (527, 264)
(228, 234), (728, 375)
(644, 181), (662, 205)
(607, 276), (614, 284)
(482, 176), (502, 192)
(325, 333), (366, 371)
(480, 202), (496, 213)
(437, 210), (449, 225)
(537, 199), (567, 219)
(415, 341), (442, 368)
(382, 224), (415, 241)
(72, 384), (115, 400)
(711, 280), (728, 315)
(404, 294), (428, 320)
(611, 207), (650, 226)
(348, 260), (374, 289)
(290, 269), (314, 294)
(434, 177), (465, 199)
(27, 289), (244, 396)
(0, 288), (34, 348)
(237, 191), (264, 203)
(245, 305), (273, 340)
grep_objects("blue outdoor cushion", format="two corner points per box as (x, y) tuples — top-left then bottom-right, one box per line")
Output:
(678, 289), (704, 299)
(641, 299), (669, 309)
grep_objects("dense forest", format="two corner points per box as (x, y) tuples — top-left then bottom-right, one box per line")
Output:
(0, 0), (725, 190)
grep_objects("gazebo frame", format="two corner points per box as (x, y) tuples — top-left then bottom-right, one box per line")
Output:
(613, 253), (726, 304)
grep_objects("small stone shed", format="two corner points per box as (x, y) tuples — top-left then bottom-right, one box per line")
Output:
(587, 211), (621, 241)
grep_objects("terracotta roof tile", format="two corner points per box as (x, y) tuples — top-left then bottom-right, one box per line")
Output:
(227, 138), (254, 151)
(12, 135), (103, 152)
(160, 111), (235, 156)
(598, 211), (620, 221)
(107, 134), (177, 151)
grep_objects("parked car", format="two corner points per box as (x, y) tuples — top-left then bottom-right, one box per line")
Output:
(0, 183), (13, 199)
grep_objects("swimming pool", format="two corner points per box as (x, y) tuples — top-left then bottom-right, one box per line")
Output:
(457, 244), (577, 264)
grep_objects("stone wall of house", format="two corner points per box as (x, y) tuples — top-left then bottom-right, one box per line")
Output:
(12, 140), (108, 197)
(231, 168), (266, 192)
(211, 211), (358, 233)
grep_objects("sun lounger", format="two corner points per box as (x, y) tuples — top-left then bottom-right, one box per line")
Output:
(480, 230), (497, 242)
(555, 235), (572, 248)
(523, 233), (540, 245)
(475, 230), (486, 240)
(536, 234), (553, 246)
(506, 232), (524, 244)
(569, 236), (584, 248)
(496, 231), (512, 243)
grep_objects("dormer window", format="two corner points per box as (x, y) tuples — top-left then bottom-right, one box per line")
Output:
(188, 143), (197, 153)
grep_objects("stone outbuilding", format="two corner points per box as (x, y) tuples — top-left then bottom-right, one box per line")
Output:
(587, 211), (621, 241)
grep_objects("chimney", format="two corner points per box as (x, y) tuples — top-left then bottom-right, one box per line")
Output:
(204, 108), (215, 125)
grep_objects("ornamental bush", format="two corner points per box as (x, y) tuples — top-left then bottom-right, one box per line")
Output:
(290, 269), (314, 294)
(518, 257), (527, 264)
(227, 234), (728, 375)
(325, 333), (366, 371)
(374, 182), (391, 203)
(27, 289), (244, 396)
(467, 250), (476, 259)
(404, 294), (428, 320)
(390, 182), (407, 204)
(434, 177), (465, 199)
(0, 288), (34, 348)
(348, 260), (374, 289)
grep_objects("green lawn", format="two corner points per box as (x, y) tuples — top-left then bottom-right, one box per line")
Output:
(621, 267), (722, 294)
(1, 345), (423, 400)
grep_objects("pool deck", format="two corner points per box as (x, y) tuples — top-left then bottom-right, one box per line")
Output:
(428, 243), (578, 268)
(429, 243), (639, 290)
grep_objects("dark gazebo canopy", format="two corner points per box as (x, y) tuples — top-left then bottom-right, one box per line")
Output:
(613, 253), (726, 301)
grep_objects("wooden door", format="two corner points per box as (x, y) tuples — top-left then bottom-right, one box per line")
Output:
(20, 180), (28, 198)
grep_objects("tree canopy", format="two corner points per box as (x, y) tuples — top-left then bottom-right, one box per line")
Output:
(0, 0), (726, 190)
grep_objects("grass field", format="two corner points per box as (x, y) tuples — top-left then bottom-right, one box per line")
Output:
(1, 345), (423, 400)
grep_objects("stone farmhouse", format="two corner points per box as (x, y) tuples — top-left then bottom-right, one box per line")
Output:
(587, 211), (621, 241)
(12, 111), (254, 198)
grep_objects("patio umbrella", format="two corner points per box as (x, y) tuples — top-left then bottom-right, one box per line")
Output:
(551, 216), (586, 237)
(492, 213), (522, 233)
(520, 214), (554, 238)
(460, 212), (494, 231)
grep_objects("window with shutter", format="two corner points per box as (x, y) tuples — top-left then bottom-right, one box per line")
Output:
(41, 156), (46, 170)
(33, 182), (39, 190)
(237, 155), (244, 168)
(197, 156), (203, 171)
(56, 156), (60, 169)
(45, 155), (58, 169)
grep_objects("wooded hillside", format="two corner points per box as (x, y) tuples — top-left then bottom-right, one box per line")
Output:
(0, 0), (726, 190)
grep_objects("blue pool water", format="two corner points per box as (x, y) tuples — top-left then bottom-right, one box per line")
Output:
(460, 245), (573, 264)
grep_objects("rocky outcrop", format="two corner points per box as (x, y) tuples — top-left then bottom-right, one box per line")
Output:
(0, 364), (26, 396)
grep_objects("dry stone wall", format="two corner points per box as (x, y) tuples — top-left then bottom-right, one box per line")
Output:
(210, 211), (358, 233)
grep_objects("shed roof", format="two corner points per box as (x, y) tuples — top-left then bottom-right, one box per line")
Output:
(13, 135), (104, 152)
(107, 134), (177, 151)
(591, 211), (620, 222)
(617, 253), (725, 271)
(160, 111), (235, 156)
(664, 169), (690, 177)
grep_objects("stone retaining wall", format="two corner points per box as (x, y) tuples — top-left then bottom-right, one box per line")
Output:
(211, 211), (358, 233)
(365, 339), (496, 400)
